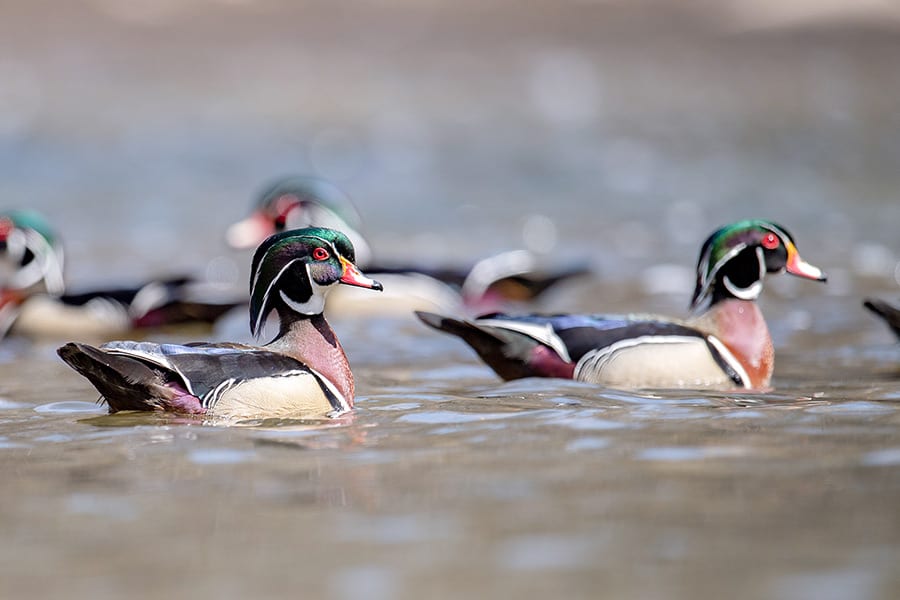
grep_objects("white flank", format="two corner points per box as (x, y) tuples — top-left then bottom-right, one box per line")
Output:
(574, 335), (746, 389)
(208, 368), (349, 419)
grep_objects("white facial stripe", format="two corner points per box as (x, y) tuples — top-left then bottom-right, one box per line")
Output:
(253, 257), (303, 334)
(702, 243), (746, 292)
(696, 242), (747, 307)
(755, 246), (767, 279)
(304, 235), (342, 260)
(763, 223), (791, 244)
(250, 235), (337, 293)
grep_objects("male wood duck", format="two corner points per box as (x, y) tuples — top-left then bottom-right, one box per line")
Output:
(227, 175), (372, 265)
(416, 220), (827, 391)
(58, 227), (382, 419)
(227, 175), (589, 313)
(0, 210), (244, 340)
(864, 298), (900, 339)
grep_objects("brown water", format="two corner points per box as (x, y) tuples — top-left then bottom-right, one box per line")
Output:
(2, 1), (900, 598)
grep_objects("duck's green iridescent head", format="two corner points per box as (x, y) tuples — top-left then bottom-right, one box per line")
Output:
(249, 227), (382, 336)
(691, 219), (826, 310)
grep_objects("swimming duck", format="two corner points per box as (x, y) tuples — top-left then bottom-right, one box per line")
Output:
(863, 298), (900, 339)
(57, 227), (382, 419)
(0, 210), (243, 340)
(227, 175), (373, 265)
(227, 175), (589, 313)
(416, 220), (827, 391)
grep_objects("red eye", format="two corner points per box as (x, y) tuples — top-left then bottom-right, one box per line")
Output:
(761, 232), (780, 250)
(312, 247), (330, 261)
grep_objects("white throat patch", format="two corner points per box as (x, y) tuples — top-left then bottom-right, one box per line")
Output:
(722, 247), (766, 301)
(277, 263), (335, 316)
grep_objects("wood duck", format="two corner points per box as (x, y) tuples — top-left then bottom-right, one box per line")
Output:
(0, 210), (244, 340)
(227, 175), (589, 313)
(57, 227), (382, 419)
(864, 298), (900, 339)
(416, 220), (827, 391)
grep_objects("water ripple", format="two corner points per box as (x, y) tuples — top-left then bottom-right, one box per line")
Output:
(0, 397), (27, 410)
(636, 446), (749, 461)
(861, 447), (900, 467)
(187, 448), (256, 465)
(33, 401), (106, 414)
(804, 401), (898, 415)
(397, 410), (520, 425)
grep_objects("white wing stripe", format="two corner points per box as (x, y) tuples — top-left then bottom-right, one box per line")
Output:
(705, 336), (751, 389)
(101, 346), (197, 396)
(475, 318), (572, 362)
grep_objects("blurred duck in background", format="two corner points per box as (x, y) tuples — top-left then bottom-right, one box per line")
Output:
(227, 175), (590, 316)
(0, 210), (244, 341)
(864, 298), (900, 339)
(417, 220), (827, 391)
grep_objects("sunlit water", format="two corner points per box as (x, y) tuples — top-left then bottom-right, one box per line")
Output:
(2, 1), (900, 598)
(2, 302), (899, 599)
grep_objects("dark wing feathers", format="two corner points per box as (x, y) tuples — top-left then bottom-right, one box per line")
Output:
(417, 310), (715, 383)
(473, 313), (706, 363)
(101, 341), (312, 399)
(554, 318), (706, 362)
(57, 342), (179, 412)
(58, 341), (313, 413)
(415, 311), (542, 379)
(864, 298), (900, 339)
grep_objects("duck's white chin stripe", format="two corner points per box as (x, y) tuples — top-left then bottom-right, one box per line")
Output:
(722, 247), (766, 301)
(723, 276), (763, 300)
(280, 288), (325, 315)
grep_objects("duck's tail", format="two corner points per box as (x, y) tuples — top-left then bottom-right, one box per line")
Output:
(863, 298), (900, 339)
(57, 342), (202, 413)
(414, 311), (566, 380)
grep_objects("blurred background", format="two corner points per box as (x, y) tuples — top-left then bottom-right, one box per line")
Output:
(3, 3), (900, 600)
(3, 0), (899, 309)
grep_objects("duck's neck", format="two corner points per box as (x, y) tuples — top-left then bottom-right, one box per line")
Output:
(690, 299), (774, 389)
(266, 312), (354, 406)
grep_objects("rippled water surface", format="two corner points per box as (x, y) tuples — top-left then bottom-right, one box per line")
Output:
(3, 314), (900, 599)
(3, 1), (900, 598)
